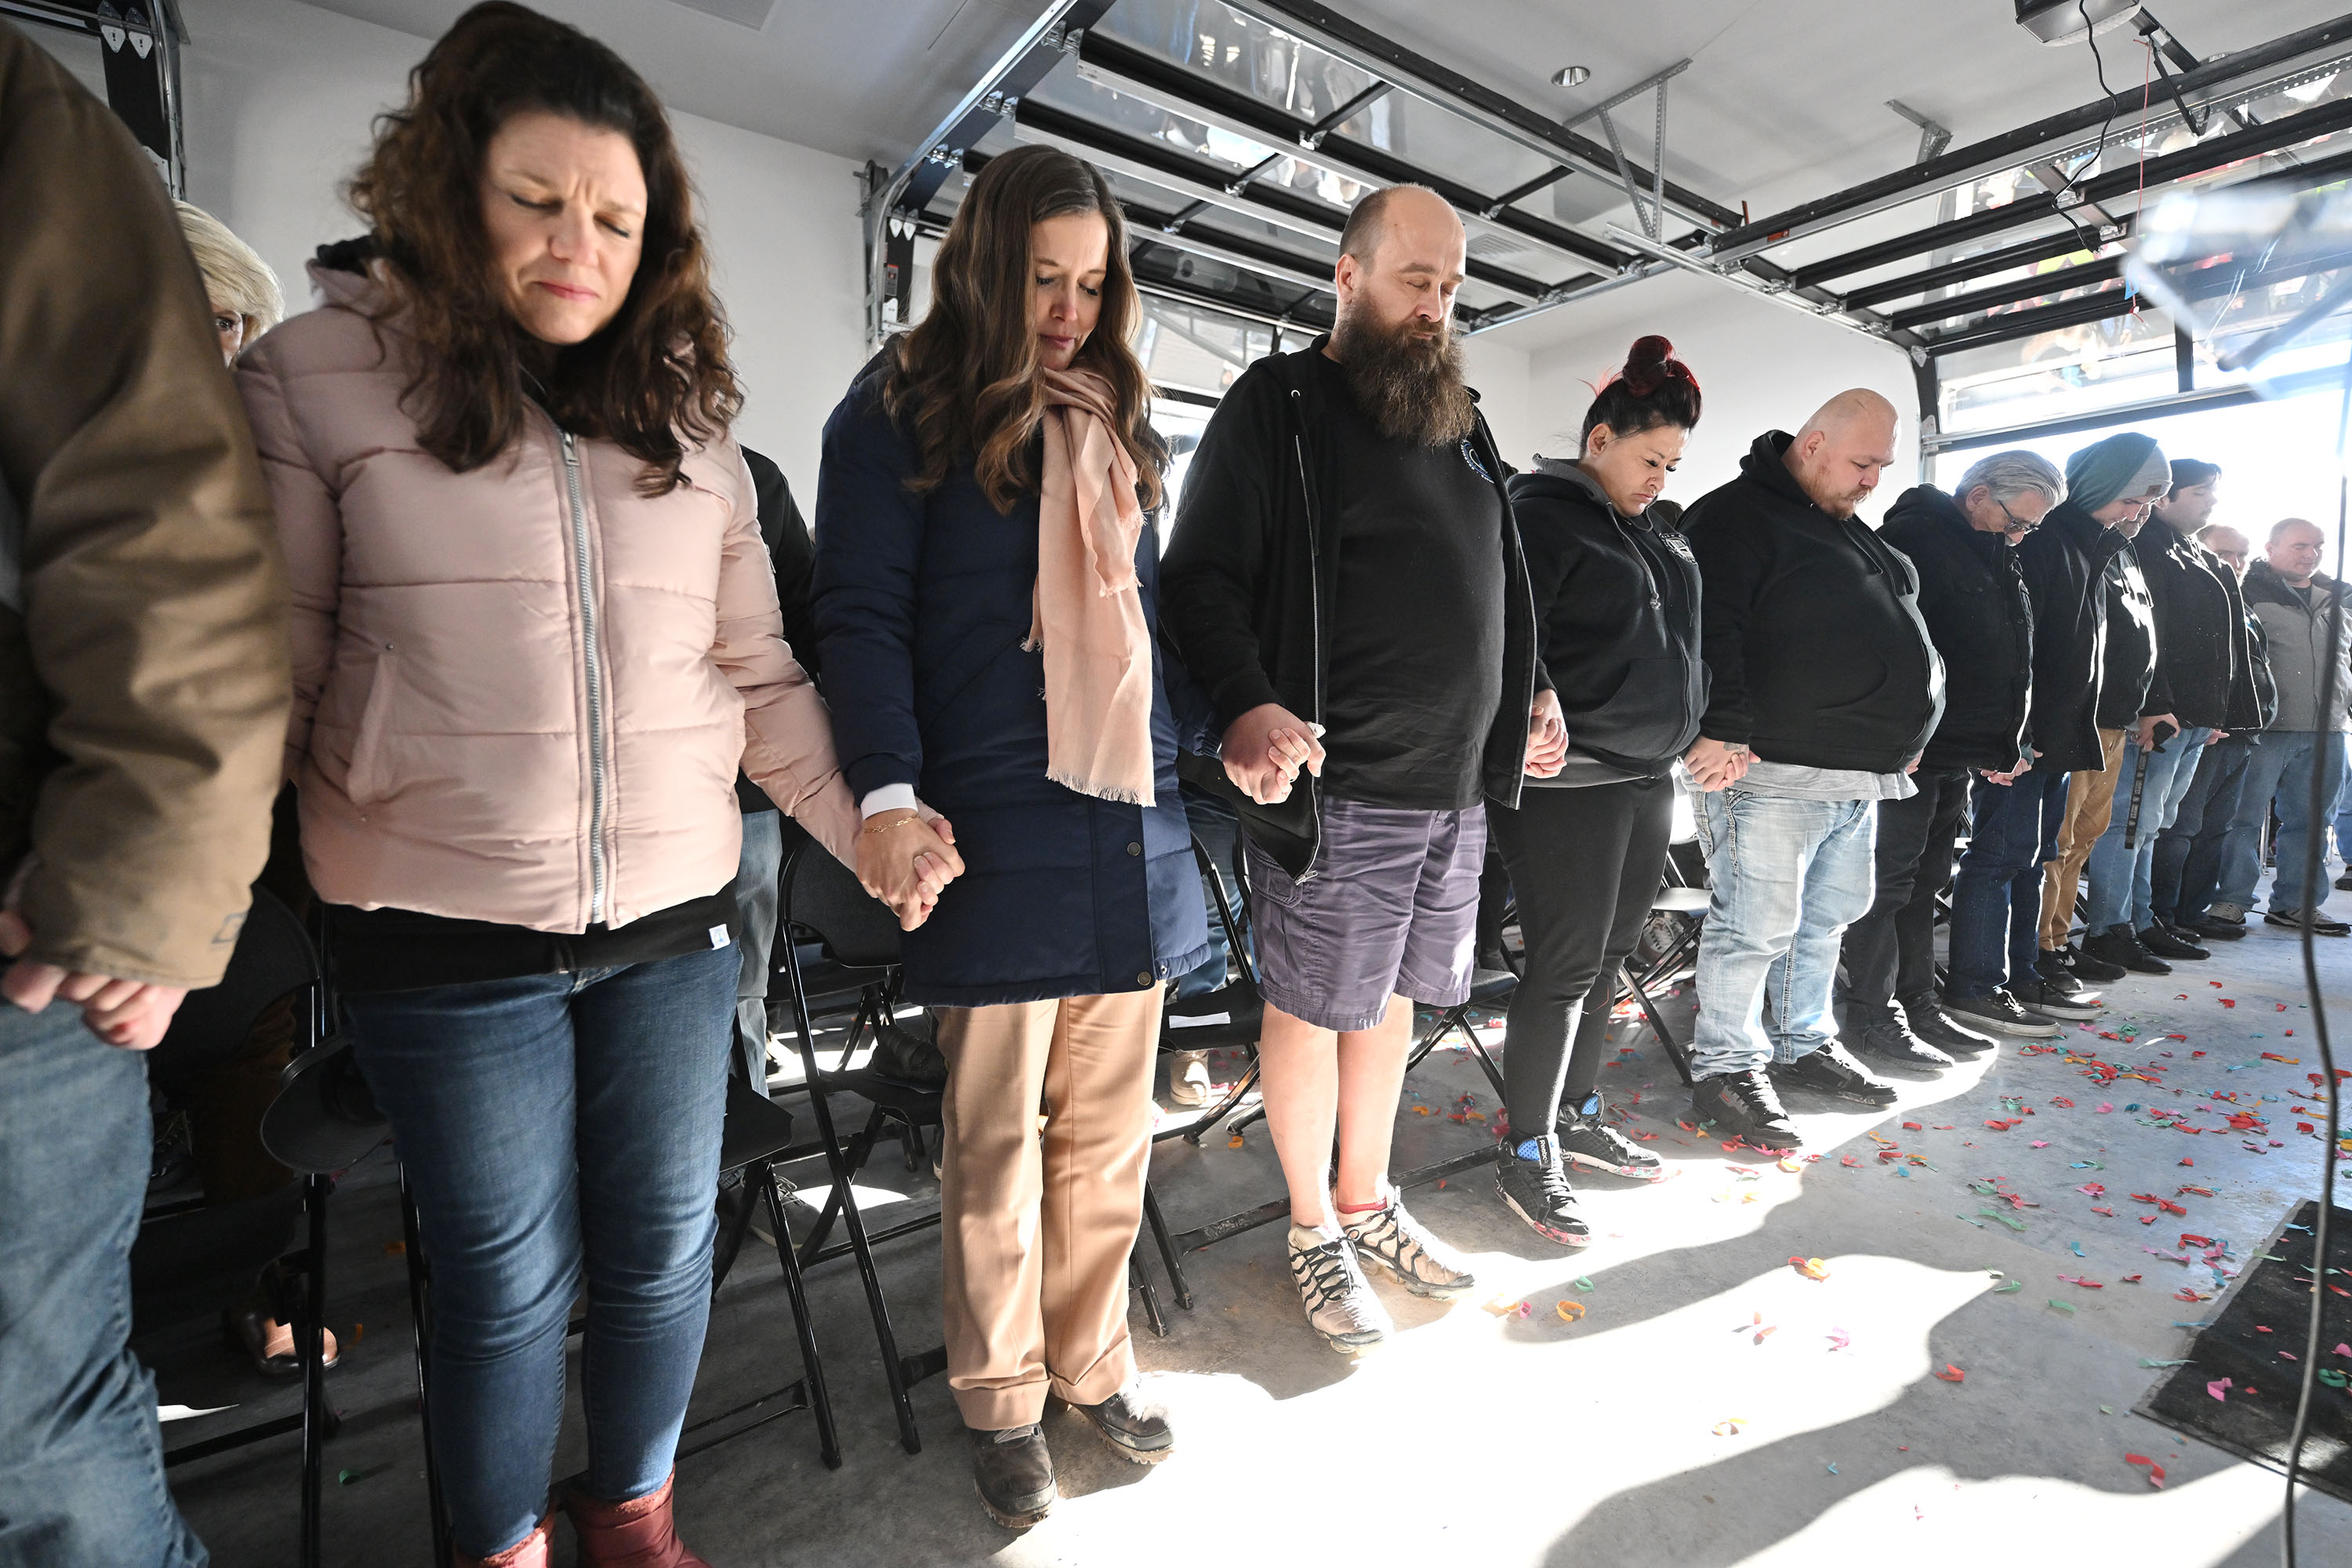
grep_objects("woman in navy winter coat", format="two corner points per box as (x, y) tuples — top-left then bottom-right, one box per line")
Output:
(811, 145), (1209, 1528)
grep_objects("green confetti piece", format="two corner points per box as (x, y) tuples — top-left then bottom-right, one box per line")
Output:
(2047, 1298), (2076, 1313)
(1969, 1181), (2000, 1196)
(1980, 1207), (2028, 1232)
(1993, 1280), (2022, 1294)
(1574, 1276), (1594, 1290)
(2320, 1370), (2349, 1388)
(2100, 1406), (2114, 1414)
(1958, 1214), (1985, 1227)
(2139, 1358), (2192, 1367)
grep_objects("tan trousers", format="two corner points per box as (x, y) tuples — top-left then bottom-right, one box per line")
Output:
(2040, 728), (2129, 949)
(934, 988), (1162, 1429)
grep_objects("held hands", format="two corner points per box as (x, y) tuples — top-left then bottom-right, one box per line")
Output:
(1980, 754), (2033, 786)
(1681, 736), (1751, 793)
(1221, 702), (1324, 806)
(855, 809), (966, 931)
(0, 909), (188, 1051)
(1525, 689), (1568, 778)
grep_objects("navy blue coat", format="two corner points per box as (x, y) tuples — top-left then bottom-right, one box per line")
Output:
(811, 366), (1212, 1007)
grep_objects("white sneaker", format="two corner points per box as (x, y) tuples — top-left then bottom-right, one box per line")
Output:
(1167, 1050), (1212, 1108)
(1286, 1224), (1391, 1356)
(1340, 1196), (1477, 1299)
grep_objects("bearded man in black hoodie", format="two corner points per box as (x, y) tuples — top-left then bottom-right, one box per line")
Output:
(1838, 449), (2060, 1072)
(1679, 390), (1944, 1150)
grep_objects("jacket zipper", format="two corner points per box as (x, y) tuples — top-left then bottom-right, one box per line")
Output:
(1288, 389), (1325, 880)
(560, 429), (609, 924)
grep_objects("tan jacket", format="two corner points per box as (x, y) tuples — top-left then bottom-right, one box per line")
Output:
(239, 264), (860, 932)
(0, 22), (292, 989)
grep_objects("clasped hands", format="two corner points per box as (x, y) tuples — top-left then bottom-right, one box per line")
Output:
(0, 908), (189, 1051)
(854, 808), (966, 931)
(1221, 690), (1570, 804)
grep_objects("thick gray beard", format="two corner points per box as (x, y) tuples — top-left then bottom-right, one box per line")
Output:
(1330, 311), (1475, 448)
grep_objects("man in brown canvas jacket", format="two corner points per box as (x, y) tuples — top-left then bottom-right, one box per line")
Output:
(0, 21), (290, 1565)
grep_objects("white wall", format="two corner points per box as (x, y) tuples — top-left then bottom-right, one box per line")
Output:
(171, 0), (865, 498)
(1514, 270), (1921, 517)
(1460, 335), (1535, 471)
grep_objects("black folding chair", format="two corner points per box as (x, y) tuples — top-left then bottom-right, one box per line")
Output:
(138, 887), (340, 1568)
(775, 841), (944, 1455)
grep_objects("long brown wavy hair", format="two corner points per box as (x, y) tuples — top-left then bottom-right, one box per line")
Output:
(886, 144), (1164, 512)
(347, 1), (736, 495)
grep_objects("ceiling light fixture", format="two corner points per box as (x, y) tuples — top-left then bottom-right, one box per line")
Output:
(1551, 66), (1592, 88)
(2013, 0), (2140, 46)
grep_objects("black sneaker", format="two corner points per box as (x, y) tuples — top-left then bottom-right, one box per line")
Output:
(1771, 1043), (1899, 1108)
(2265, 908), (2352, 936)
(2186, 916), (2245, 942)
(1494, 1134), (1590, 1246)
(2013, 978), (2101, 1021)
(2338, 872), (2352, 893)
(1898, 996), (1997, 1059)
(2082, 927), (2172, 975)
(1852, 1011), (1955, 1071)
(1062, 1385), (1174, 1465)
(1942, 989), (2060, 1040)
(1555, 1092), (1665, 1179)
(2136, 924), (2208, 960)
(2045, 942), (2128, 984)
(971, 1424), (1056, 1528)
(1691, 1069), (1801, 1152)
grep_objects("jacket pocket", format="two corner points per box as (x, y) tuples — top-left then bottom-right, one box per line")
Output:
(1573, 656), (1700, 761)
(346, 652), (399, 807)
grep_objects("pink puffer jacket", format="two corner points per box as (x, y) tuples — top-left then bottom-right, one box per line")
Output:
(238, 264), (860, 932)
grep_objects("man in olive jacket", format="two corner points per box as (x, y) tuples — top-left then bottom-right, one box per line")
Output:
(0, 24), (290, 1566)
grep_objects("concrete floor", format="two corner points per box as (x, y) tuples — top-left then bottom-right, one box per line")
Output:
(158, 876), (2352, 1568)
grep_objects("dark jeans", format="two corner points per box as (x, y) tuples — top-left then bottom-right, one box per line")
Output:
(2151, 735), (2252, 927)
(1840, 767), (1969, 1018)
(344, 941), (739, 1558)
(1488, 776), (1675, 1138)
(1947, 767), (2071, 1000)
(1173, 786), (1244, 1002)
(0, 1004), (207, 1568)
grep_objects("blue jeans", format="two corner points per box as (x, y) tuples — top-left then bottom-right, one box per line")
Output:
(0, 1003), (207, 1568)
(2335, 734), (2352, 866)
(2152, 736), (2252, 927)
(2082, 727), (2212, 934)
(1689, 788), (1878, 1078)
(1947, 767), (2071, 1000)
(2217, 731), (2352, 914)
(344, 942), (738, 1558)
(732, 811), (786, 1091)
(1173, 786), (1243, 1001)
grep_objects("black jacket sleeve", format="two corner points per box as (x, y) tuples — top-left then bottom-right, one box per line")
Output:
(1685, 501), (1771, 747)
(1159, 368), (1290, 728)
(2136, 532), (2176, 719)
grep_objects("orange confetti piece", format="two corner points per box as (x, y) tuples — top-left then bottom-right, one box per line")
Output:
(1788, 1256), (1831, 1280)
(1934, 1363), (1966, 1383)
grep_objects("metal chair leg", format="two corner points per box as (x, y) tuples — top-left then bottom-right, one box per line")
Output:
(399, 1174), (454, 1568)
(1142, 1183), (1192, 1310)
(1180, 1055), (1262, 1146)
(1129, 1246), (1169, 1338)
(798, 1105), (884, 1265)
(298, 1172), (328, 1568)
(1622, 961), (1695, 1086)
(759, 1162), (842, 1468)
(799, 1081), (923, 1454)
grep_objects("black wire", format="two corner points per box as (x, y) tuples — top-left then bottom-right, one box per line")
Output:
(2053, 1), (2122, 256)
(2281, 341), (2351, 1568)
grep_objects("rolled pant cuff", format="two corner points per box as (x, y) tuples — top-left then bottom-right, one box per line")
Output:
(955, 1381), (1051, 1432)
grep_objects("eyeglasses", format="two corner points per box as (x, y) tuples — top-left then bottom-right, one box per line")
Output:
(1997, 499), (2042, 535)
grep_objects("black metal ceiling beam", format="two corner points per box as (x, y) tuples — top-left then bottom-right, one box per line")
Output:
(1712, 7), (2352, 260)
(1790, 92), (2352, 289)
(1841, 224), (2131, 311)
(1073, 31), (1630, 273)
(1011, 99), (1553, 302)
(1220, 0), (1742, 231)
(1886, 254), (2125, 332)
(895, 1), (1116, 216)
(1921, 240), (2352, 357)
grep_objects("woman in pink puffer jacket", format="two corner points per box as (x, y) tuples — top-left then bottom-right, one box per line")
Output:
(234, 7), (957, 1565)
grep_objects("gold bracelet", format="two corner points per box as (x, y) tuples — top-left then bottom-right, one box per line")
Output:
(861, 813), (922, 840)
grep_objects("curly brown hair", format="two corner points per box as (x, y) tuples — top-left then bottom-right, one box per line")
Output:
(347, 1), (735, 495)
(886, 144), (1163, 513)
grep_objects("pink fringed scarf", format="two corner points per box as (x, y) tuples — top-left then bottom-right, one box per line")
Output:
(1029, 368), (1156, 807)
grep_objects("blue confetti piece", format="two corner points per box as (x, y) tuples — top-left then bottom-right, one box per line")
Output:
(1826, 1462), (1840, 1475)
(2070, 1241), (2085, 1258)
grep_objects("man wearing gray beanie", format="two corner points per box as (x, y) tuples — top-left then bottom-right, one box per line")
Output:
(1943, 431), (2166, 1038)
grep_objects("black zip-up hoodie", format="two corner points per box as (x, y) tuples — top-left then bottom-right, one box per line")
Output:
(2015, 499), (2131, 771)
(1680, 432), (1944, 772)
(1159, 338), (1546, 878)
(2133, 521), (2243, 730)
(1504, 459), (1706, 780)
(2093, 537), (2158, 729)
(1878, 485), (2033, 773)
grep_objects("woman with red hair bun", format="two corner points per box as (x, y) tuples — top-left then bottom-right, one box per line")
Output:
(1486, 335), (1727, 1244)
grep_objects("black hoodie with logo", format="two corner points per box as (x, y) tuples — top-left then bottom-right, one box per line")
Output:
(1680, 432), (1944, 773)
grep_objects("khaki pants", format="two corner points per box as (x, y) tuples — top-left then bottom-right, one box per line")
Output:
(934, 988), (1161, 1429)
(2040, 728), (2129, 949)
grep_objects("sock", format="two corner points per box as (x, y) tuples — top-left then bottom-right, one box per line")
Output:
(1334, 1196), (1385, 1217)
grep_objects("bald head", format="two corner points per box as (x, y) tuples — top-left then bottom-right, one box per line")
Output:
(1785, 388), (1900, 518)
(2198, 522), (2250, 576)
(2269, 517), (2325, 586)
(1334, 185), (1467, 343)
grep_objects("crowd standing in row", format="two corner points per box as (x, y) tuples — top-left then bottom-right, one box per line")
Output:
(5, 4), (2350, 1566)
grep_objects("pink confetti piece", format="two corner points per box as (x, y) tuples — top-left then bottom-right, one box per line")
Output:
(1828, 1327), (1850, 1351)
(2031, 1140), (2050, 1148)
(2209, 1377), (2234, 1401)
(2096, 1103), (2114, 1113)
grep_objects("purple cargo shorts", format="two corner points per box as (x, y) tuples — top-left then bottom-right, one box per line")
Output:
(1244, 796), (1486, 1033)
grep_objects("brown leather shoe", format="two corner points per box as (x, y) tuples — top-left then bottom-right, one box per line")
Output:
(564, 1473), (709, 1567)
(457, 1516), (552, 1568)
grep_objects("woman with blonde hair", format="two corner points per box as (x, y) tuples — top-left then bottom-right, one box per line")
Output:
(173, 199), (282, 361)
(236, 5), (955, 1563)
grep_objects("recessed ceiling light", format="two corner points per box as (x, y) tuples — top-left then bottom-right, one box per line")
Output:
(1552, 66), (1592, 88)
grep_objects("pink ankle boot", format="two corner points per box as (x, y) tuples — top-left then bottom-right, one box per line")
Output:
(564, 1474), (710, 1568)
(457, 1516), (552, 1568)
